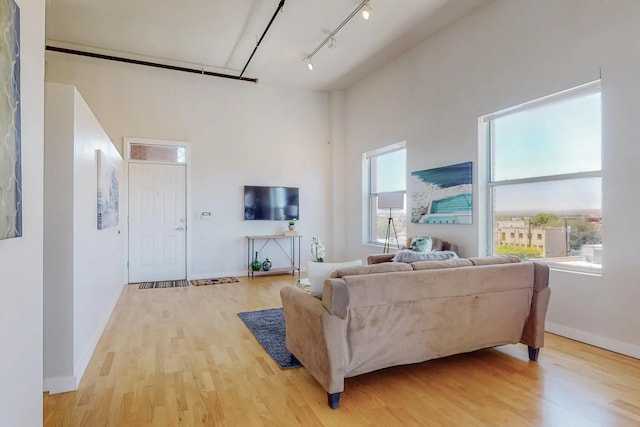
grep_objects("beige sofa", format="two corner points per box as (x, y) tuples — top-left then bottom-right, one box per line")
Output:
(280, 256), (550, 409)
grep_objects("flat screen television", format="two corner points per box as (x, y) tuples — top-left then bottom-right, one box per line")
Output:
(244, 185), (299, 221)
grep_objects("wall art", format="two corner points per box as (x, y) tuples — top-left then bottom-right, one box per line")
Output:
(97, 150), (119, 229)
(0, 0), (22, 240)
(411, 161), (472, 224)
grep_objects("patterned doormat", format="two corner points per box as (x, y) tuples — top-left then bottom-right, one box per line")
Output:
(137, 280), (190, 289)
(190, 277), (240, 286)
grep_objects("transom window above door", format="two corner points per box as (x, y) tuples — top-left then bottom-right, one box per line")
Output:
(129, 143), (186, 164)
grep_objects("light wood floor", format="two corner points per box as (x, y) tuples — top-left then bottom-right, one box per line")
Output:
(44, 275), (640, 426)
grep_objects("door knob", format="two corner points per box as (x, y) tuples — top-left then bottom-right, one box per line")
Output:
(175, 226), (185, 231)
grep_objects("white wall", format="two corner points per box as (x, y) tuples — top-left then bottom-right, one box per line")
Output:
(43, 83), (125, 393)
(344, 0), (640, 357)
(43, 84), (74, 392)
(329, 91), (347, 262)
(71, 87), (126, 386)
(0, 0), (44, 425)
(45, 54), (332, 277)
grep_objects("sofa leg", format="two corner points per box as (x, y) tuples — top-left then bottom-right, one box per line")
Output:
(327, 392), (341, 409)
(528, 346), (540, 361)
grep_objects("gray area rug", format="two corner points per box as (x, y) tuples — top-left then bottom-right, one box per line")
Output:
(237, 307), (302, 369)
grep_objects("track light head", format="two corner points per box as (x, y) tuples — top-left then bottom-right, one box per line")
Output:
(304, 0), (371, 75)
(362, 2), (372, 20)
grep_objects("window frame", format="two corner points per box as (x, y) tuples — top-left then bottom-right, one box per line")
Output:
(363, 141), (407, 247)
(482, 81), (603, 274)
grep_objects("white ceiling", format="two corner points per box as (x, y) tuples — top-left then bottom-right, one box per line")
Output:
(45, 0), (491, 91)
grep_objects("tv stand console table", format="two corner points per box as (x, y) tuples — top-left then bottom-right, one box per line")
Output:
(246, 234), (302, 278)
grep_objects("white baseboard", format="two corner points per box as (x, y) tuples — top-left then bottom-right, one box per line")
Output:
(546, 322), (640, 359)
(43, 375), (77, 394)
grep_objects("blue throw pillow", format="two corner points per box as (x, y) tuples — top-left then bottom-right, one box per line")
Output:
(412, 237), (433, 252)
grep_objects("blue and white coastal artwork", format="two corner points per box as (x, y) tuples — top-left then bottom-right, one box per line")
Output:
(97, 150), (119, 230)
(0, 0), (22, 240)
(411, 162), (472, 224)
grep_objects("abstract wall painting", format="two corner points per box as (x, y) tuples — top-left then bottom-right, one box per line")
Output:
(97, 150), (119, 230)
(410, 161), (473, 224)
(0, 0), (22, 240)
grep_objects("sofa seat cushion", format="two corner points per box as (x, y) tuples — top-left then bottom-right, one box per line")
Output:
(307, 260), (362, 298)
(392, 249), (458, 263)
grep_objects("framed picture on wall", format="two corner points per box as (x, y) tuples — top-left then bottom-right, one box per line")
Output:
(0, 0), (22, 240)
(97, 150), (119, 230)
(410, 161), (472, 224)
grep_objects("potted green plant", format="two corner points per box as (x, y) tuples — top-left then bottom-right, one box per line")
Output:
(288, 219), (296, 231)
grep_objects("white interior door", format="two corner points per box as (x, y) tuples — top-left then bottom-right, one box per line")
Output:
(128, 162), (186, 282)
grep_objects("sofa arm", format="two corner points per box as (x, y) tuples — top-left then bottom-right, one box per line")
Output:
(323, 279), (349, 319)
(520, 261), (551, 349)
(280, 286), (347, 395)
(367, 253), (395, 264)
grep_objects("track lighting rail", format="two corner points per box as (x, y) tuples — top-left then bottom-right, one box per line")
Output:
(240, 0), (286, 77)
(304, 0), (371, 66)
(46, 1), (289, 84)
(45, 45), (258, 83)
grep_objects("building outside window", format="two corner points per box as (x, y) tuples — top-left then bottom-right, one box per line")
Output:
(363, 142), (407, 247)
(482, 81), (602, 271)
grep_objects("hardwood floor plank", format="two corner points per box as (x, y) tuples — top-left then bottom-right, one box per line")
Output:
(44, 275), (640, 426)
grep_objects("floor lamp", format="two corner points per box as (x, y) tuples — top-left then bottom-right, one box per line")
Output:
(378, 191), (404, 254)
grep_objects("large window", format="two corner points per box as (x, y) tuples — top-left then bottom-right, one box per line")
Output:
(364, 142), (407, 247)
(482, 81), (602, 272)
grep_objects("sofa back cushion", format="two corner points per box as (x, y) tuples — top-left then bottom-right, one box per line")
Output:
(330, 262), (412, 278)
(411, 258), (473, 270)
(341, 261), (535, 309)
(468, 255), (521, 265)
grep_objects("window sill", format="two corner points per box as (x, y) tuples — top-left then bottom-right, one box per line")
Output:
(545, 260), (602, 277)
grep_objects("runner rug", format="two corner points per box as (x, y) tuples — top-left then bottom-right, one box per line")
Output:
(237, 307), (302, 369)
(190, 277), (240, 286)
(137, 280), (190, 289)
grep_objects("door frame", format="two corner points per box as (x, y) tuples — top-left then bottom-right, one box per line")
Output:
(124, 137), (192, 281)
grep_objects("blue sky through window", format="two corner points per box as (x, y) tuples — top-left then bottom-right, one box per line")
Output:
(493, 92), (601, 180)
(376, 148), (406, 193)
(492, 91), (601, 214)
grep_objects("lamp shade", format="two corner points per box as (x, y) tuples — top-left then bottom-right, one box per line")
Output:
(378, 191), (404, 209)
